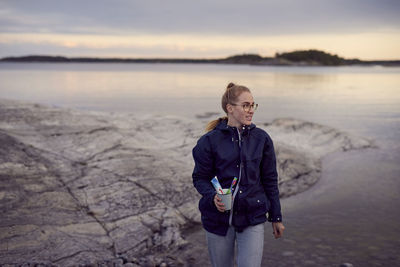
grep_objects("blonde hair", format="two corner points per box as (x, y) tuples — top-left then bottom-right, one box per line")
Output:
(205, 82), (251, 132)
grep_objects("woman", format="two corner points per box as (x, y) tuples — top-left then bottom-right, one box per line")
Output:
(192, 82), (285, 267)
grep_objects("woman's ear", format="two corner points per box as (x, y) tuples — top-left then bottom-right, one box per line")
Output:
(226, 103), (233, 114)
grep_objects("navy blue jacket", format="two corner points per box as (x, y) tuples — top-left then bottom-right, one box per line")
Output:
(192, 119), (282, 236)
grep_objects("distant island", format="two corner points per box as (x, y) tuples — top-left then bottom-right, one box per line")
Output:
(1, 49), (399, 66)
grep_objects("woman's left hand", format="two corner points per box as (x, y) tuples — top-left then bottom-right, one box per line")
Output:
(272, 222), (285, 239)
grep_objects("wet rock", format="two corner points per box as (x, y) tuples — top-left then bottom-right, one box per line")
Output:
(262, 118), (374, 197)
(264, 118), (374, 157)
(0, 99), (374, 266)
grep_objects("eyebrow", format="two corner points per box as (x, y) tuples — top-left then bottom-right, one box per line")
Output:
(239, 101), (255, 105)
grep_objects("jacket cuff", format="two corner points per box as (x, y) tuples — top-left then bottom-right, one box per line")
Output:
(267, 215), (282, 223)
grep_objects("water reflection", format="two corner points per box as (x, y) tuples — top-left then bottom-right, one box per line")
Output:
(0, 63), (399, 109)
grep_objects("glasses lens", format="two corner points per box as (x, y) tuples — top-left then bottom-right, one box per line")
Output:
(243, 103), (258, 112)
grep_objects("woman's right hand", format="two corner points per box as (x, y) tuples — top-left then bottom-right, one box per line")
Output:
(214, 194), (225, 212)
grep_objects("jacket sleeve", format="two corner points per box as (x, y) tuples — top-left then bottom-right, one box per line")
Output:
(192, 135), (216, 210)
(260, 134), (283, 222)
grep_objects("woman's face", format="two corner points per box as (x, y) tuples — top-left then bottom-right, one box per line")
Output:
(227, 91), (255, 128)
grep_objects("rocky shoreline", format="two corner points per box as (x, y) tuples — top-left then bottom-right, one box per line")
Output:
(0, 99), (374, 266)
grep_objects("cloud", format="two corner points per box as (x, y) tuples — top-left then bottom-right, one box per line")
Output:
(1, 0), (399, 35)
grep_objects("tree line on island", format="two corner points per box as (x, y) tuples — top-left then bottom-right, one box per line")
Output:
(1, 49), (399, 66)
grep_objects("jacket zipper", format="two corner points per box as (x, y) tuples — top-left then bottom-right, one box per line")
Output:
(229, 128), (242, 225)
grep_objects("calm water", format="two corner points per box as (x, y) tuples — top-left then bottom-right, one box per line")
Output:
(1, 62), (399, 147)
(1, 62), (400, 265)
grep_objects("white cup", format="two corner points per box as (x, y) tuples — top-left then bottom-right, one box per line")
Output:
(218, 189), (232, 211)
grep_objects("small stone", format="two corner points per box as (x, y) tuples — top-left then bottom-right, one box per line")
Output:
(283, 238), (296, 244)
(304, 260), (316, 265)
(112, 258), (124, 267)
(118, 253), (129, 263)
(282, 251), (295, 256)
(316, 244), (332, 250)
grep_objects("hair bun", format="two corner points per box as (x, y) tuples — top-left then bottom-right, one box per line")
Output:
(227, 82), (235, 89)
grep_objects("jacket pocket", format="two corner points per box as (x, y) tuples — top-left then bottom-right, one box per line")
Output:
(245, 195), (268, 225)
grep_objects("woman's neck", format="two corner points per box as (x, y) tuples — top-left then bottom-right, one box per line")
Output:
(227, 118), (242, 129)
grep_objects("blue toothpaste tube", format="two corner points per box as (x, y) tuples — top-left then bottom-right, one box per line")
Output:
(211, 176), (224, 194)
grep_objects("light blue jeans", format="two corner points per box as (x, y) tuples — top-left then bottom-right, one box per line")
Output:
(205, 223), (265, 267)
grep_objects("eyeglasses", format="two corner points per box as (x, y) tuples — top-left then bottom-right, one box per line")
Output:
(230, 103), (258, 112)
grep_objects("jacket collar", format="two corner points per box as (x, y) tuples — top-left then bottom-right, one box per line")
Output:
(216, 119), (255, 135)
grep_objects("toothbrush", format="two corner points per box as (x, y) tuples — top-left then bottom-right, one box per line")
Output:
(227, 177), (238, 194)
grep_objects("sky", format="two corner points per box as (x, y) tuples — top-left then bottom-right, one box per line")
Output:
(1, 0), (400, 60)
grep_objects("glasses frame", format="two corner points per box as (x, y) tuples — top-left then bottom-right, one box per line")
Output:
(230, 102), (258, 112)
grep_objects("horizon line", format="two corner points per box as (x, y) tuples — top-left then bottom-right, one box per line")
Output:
(2, 53), (400, 63)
